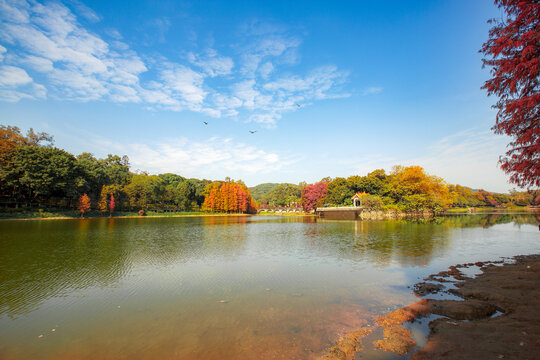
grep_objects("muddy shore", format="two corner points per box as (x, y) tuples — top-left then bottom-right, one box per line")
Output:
(319, 254), (540, 359)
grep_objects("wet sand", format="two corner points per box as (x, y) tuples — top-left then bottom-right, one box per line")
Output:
(319, 254), (540, 359)
(379, 254), (540, 359)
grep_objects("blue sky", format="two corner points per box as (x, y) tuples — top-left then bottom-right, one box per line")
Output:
(0, 0), (515, 192)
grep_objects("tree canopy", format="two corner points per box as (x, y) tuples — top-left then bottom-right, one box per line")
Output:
(481, 0), (540, 188)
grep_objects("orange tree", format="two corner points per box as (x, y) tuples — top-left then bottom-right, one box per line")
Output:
(77, 194), (91, 217)
(202, 180), (257, 213)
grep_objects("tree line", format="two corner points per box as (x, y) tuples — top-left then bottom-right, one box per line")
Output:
(254, 166), (539, 213)
(1, 124), (537, 216)
(0, 125), (256, 214)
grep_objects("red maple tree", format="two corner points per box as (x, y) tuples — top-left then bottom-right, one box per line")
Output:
(109, 194), (115, 216)
(77, 193), (91, 218)
(481, 0), (540, 188)
(301, 181), (328, 212)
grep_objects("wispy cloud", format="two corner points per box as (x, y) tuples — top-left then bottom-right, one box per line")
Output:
(188, 49), (233, 77)
(362, 86), (383, 95)
(0, 64), (45, 101)
(0, 0), (349, 127)
(104, 136), (298, 180)
(351, 128), (511, 192)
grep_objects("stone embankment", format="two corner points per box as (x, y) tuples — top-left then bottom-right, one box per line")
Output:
(258, 207), (305, 215)
(359, 210), (435, 220)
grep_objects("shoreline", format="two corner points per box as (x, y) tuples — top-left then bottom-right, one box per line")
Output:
(0, 212), (254, 221)
(319, 254), (540, 359)
(408, 254), (540, 359)
(1, 206), (535, 221)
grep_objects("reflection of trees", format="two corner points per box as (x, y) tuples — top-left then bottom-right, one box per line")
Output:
(305, 219), (452, 267)
(308, 213), (538, 267)
(0, 219), (131, 317)
(441, 213), (538, 228)
(0, 216), (248, 317)
(1, 213), (536, 318)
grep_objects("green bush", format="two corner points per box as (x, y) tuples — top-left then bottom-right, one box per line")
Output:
(361, 195), (384, 211)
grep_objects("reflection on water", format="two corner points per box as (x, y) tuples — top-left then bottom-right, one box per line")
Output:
(0, 213), (538, 359)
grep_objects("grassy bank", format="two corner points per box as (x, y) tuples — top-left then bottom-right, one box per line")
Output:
(0, 209), (250, 220)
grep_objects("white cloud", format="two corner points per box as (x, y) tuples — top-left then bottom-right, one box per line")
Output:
(0, 0), (30, 23)
(258, 61), (274, 78)
(121, 137), (291, 178)
(105, 28), (123, 40)
(69, 0), (102, 23)
(160, 65), (206, 105)
(240, 36), (301, 76)
(0, 44), (6, 61)
(0, 1), (350, 128)
(0, 0), (147, 101)
(414, 129), (511, 191)
(0, 65), (31, 86)
(352, 129), (512, 192)
(16, 54), (53, 72)
(264, 65), (348, 99)
(248, 113), (281, 127)
(188, 49), (234, 77)
(362, 86), (383, 95)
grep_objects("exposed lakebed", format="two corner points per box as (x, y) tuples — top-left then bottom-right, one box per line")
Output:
(0, 213), (538, 359)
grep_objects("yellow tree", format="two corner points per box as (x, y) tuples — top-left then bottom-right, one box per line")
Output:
(97, 186), (108, 213)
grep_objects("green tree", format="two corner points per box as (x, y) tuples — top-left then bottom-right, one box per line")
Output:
(0, 125), (53, 167)
(324, 177), (353, 206)
(261, 183), (301, 207)
(2, 146), (79, 205)
(124, 174), (163, 209)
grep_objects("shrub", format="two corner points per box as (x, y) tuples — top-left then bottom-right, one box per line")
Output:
(361, 195), (384, 211)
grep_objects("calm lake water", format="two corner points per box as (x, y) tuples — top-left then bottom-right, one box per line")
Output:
(0, 213), (538, 359)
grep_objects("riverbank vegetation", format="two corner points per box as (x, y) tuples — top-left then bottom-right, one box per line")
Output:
(0, 125), (256, 217)
(1, 124), (537, 219)
(253, 167), (538, 214)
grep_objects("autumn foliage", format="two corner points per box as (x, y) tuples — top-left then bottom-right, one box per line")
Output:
(109, 194), (115, 215)
(301, 181), (328, 212)
(77, 193), (91, 217)
(202, 180), (257, 213)
(481, 0), (540, 188)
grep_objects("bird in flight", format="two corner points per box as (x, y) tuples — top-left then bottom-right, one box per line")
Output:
(295, 103), (302, 107)
(203, 121), (208, 125)
(249, 130), (257, 134)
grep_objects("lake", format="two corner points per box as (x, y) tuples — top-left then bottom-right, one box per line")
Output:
(0, 213), (538, 359)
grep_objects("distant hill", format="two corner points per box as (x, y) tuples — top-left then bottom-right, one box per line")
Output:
(249, 183), (280, 202)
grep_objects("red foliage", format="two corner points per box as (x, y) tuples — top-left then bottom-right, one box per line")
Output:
(301, 181), (328, 212)
(481, 0), (540, 188)
(77, 193), (91, 217)
(203, 180), (257, 213)
(109, 194), (115, 215)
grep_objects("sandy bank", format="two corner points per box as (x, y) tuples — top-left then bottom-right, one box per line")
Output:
(319, 254), (540, 359)
(409, 254), (540, 359)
